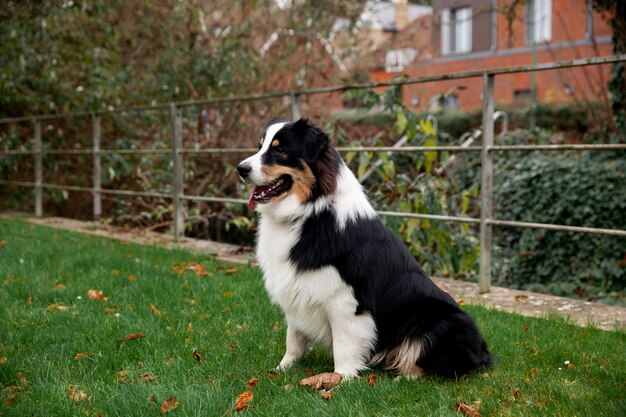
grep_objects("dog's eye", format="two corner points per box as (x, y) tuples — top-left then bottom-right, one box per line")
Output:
(271, 148), (287, 158)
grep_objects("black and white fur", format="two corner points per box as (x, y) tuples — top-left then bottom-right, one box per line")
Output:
(237, 118), (492, 379)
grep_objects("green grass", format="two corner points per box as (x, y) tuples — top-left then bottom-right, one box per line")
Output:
(1, 218), (625, 416)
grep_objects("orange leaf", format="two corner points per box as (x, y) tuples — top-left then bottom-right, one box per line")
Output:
(246, 378), (258, 388)
(321, 391), (333, 400)
(87, 289), (108, 301)
(160, 396), (180, 413)
(137, 373), (159, 383)
(193, 350), (202, 363)
(0, 357), (7, 363)
(74, 353), (90, 360)
(367, 374), (377, 388)
(25, 294), (32, 305)
(117, 371), (130, 384)
(5, 394), (18, 406)
(235, 391), (253, 412)
(116, 332), (145, 343)
(68, 385), (90, 403)
(0, 240), (6, 247)
(187, 262), (211, 277)
(300, 372), (343, 391)
(224, 268), (239, 275)
(150, 304), (162, 316)
(453, 402), (481, 417)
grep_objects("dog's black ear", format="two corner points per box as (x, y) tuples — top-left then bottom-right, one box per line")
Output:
(294, 118), (329, 164)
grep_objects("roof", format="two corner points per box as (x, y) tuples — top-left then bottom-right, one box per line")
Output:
(359, 1), (431, 32)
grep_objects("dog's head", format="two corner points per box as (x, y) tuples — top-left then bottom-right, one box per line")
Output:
(237, 118), (339, 212)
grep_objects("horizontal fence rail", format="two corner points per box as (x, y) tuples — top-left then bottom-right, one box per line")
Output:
(1, 55), (626, 293)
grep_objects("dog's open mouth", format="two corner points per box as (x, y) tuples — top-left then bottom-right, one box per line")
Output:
(248, 175), (293, 210)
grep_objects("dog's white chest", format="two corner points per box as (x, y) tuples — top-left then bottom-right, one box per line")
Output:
(257, 215), (359, 344)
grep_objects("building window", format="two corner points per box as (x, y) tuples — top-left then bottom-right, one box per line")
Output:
(441, 6), (472, 55)
(513, 89), (532, 106)
(429, 93), (459, 111)
(385, 48), (417, 73)
(525, 0), (552, 43)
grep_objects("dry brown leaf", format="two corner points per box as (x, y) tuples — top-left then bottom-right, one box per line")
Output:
(515, 294), (529, 303)
(0, 356), (6, 363)
(117, 371), (130, 384)
(149, 304), (162, 316)
(246, 378), (258, 388)
(187, 262), (211, 277)
(453, 402), (481, 417)
(74, 353), (90, 360)
(224, 268), (239, 275)
(138, 373), (159, 383)
(300, 372), (343, 391)
(53, 283), (66, 290)
(321, 391), (333, 400)
(0, 240), (6, 247)
(68, 385), (90, 403)
(127, 275), (138, 281)
(5, 394), (18, 406)
(235, 391), (253, 412)
(193, 350), (202, 363)
(187, 322), (193, 332)
(267, 370), (279, 378)
(367, 374), (377, 388)
(88, 289), (108, 301)
(46, 302), (68, 312)
(116, 332), (145, 343)
(161, 396), (180, 413)
(25, 294), (32, 305)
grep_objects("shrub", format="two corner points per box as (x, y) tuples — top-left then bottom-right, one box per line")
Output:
(494, 152), (626, 304)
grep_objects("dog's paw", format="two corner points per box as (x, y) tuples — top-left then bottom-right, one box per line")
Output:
(299, 372), (343, 391)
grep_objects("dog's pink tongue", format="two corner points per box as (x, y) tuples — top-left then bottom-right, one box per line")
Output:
(248, 188), (257, 211)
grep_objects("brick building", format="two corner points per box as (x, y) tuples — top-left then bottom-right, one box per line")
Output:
(368, 0), (613, 111)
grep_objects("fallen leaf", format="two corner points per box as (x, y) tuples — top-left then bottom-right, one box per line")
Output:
(224, 268), (239, 275)
(321, 391), (333, 400)
(116, 332), (145, 343)
(304, 369), (314, 377)
(187, 262), (211, 277)
(267, 370), (279, 378)
(53, 283), (66, 290)
(193, 350), (202, 362)
(513, 388), (520, 399)
(25, 294), (32, 305)
(127, 275), (138, 281)
(187, 322), (193, 332)
(458, 299), (465, 306)
(0, 240), (6, 247)
(367, 374), (377, 388)
(68, 385), (90, 403)
(88, 289), (108, 301)
(247, 378), (258, 388)
(74, 353), (90, 360)
(138, 373), (159, 383)
(235, 391), (253, 412)
(184, 338), (191, 345)
(117, 371), (130, 384)
(149, 393), (157, 403)
(161, 396), (180, 413)
(453, 402), (481, 417)
(5, 394), (18, 406)
(0, 356), (7, 363)
(223, 291), (234, 298)
(46, 302), (68, 312)
(300, 372), (343, 391)
(149, 304), (162, 316)
(515, 294), (529, 303)
(283, 384), (293, 390)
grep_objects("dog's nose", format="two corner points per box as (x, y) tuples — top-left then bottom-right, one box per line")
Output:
(237, 162), (252, 178)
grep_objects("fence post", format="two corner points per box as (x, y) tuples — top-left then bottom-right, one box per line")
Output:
(479, 73), (495, 293)
(290, 93), (301, 120)
(92, 114), (102, 221)
(33, 118), (42, 217)
(170, 103), (184, 241)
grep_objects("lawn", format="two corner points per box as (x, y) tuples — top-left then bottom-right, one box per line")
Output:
(1, 218), (625, 416)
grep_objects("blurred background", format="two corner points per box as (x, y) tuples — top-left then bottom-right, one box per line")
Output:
(1, 0), (624, 305)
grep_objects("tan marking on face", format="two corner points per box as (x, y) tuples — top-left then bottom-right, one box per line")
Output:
(271, 140), (280, 147)
(261, 161), (315, 203)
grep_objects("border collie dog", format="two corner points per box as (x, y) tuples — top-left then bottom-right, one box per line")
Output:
(237, 118), (492, 380)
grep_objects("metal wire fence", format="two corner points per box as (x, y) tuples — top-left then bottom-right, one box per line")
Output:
(1, 54), (626, 292)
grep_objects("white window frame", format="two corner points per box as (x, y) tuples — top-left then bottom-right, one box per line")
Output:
(385, 48), (417, 73)
(526, 0), (552, 43)
(441, 6), (472, 56)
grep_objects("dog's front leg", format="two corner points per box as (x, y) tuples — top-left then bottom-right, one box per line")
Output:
(277, 324), (311, 370)
(329, 311), (376, 379)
